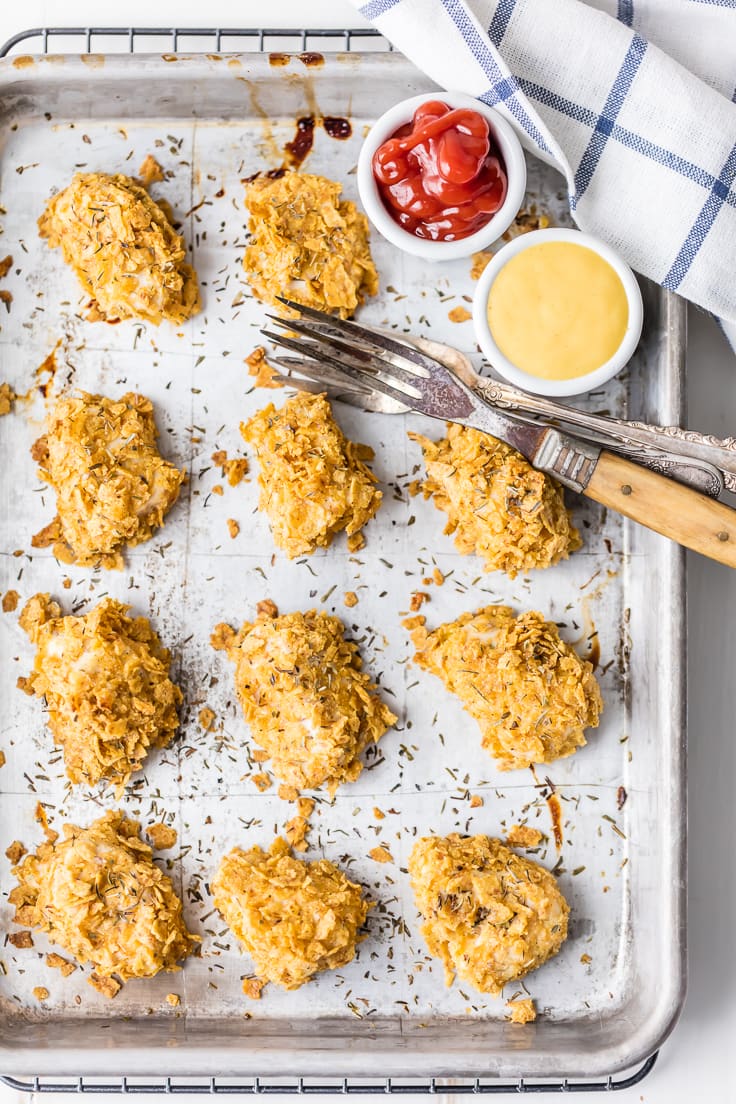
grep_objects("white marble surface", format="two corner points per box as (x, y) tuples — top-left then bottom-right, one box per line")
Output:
(1, 2), (735, 1101)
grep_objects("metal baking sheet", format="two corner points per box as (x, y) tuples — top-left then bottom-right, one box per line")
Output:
(0, 50), (685, 1081)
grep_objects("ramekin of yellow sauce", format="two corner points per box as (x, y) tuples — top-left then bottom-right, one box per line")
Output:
(472, 228), (643, 397)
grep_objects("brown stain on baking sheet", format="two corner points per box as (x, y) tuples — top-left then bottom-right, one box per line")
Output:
(574, 571), (619, 672)
(284, 116), (316, 169)
(323, 116), (352, 140)
(586, 627), (600, 671)
(12, 56), (34, 69)
(80, 54), (104, 68)
(530, 766), (564, 850)
(578, 590), (603, 671)
(547, 793), (563, 850)
(282, 114), (353, 169)
(298, 52), (325, 68)
(35, 341), (61, 399)
(239, 64), (352, 176)
(242, 168), (286, 184)
(268, 52), (324, 69)
(236, 79), (283, 163)
(245, 112), (355, 180)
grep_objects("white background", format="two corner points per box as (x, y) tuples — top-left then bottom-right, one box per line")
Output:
(1, 2), (735, 1102)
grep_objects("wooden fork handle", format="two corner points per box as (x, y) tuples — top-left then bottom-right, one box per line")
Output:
(584, 450), (736, 567)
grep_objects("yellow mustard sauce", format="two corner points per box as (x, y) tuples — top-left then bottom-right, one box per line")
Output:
(486, 241), (629, 381)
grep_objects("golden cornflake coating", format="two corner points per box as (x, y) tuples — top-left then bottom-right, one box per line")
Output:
(506, 825), (544, 850)
(410, 423), (580, 578)
(506, 997), (536, 1023)
(242, 391), (382, 558)
(243, 172), (378, 318)
(38, 172), (200, 325)
(409, 606), (602, 770)
(31, 391), (185, 569)
(212, 608), (396, 793)
(212, 837), (371, 991)
(19, 594), (182, 793)
(9, 810), (197, 990)
(0, 381), (16, 415)
(408, 834), (569, 994)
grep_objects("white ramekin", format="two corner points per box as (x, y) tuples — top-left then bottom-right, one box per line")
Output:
(472, 227), (644, 397)
(357, 91), (527, 262)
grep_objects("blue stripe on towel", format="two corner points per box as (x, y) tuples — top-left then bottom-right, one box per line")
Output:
(519, 78), (723, 193)
(359, 0), (403, 19)
(488, 0), (518, 46)
(519, 79), (598, 126)
(439, 0), (552, 152)
(617, 0), (634, 26)
(572, 34), (647, 204)
(664, 142), (736, 290)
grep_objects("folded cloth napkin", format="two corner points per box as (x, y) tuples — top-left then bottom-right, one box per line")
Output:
(351, 0), (736, 347)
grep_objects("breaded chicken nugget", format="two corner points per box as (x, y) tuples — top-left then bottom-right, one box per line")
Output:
(408, 605), (602, 770)
(213, 837), (370, 991)
(410, 424), (579, 577)
(31, 391), (185, 569)
(20, 594), (182, 793)
(409, 834), (568, 994)
(9, 810), (196, 993)
(212, 607), (396, 794)
(39, 171), (200, 325)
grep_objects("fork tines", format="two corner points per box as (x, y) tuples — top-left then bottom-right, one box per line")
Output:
(262, 298), (473, 421)
(261, 302), (425, 407)
(273, 297), (430, 374)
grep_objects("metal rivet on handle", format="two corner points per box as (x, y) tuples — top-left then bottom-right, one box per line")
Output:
(717, 531), (729, 541)
(621, 484), (633, 496)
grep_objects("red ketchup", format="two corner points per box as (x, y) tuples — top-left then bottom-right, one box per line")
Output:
(372, 100), (508, 242)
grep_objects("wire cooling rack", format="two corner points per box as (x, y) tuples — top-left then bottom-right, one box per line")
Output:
(0, 25), (393, 55)
(0, 1060), (659, 1097)
(0, 24), (659, 1096)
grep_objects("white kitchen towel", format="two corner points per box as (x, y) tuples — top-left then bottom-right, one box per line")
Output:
(352, 0), (736, 347)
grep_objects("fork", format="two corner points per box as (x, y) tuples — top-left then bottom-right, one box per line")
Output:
(402, 335), (736, 497)
(261, 298), (736, 568)
(264, 306), (725, 494)
(268, 319), (728, 498)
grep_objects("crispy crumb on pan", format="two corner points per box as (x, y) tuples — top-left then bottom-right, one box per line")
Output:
(506, 825), (544, 849)
(506, 997), (537, 1023)
(0, 381), (16, 415)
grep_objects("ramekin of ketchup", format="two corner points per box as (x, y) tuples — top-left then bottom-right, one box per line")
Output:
(358, 92), (526, 261)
